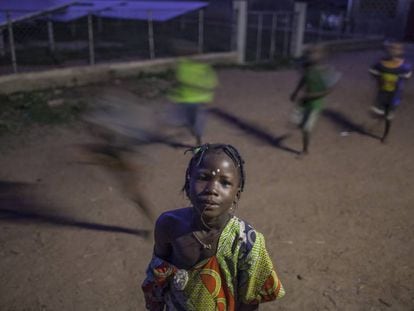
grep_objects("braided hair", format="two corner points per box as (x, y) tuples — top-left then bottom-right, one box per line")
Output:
(183, 143), (246, 198)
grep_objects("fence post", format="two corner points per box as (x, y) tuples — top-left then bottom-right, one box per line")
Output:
(317, 13), (322, 42)
(7, 12), (17, 73)
(0, 29), (5, 57)
(88, 13), (95, 65)
(336, 13), (343, 40)
(230, 9), (236, 51)
(147, 10), (155, 59)
(396, 0), (410, 38)
(283, 15), (290, 57)
(198, 9), (204, 54)
(345, 0), (354, 34)
(234, 0), (247, 64)
(97, 16), (103, 33)
(269, 13), (277, 60)
(47, 18), (56, 52)
(290, 2), (306, 58)
(255, 13), (263, 61)
(70, 22), (77, 37)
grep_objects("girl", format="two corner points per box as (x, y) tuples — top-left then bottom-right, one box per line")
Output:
(142, 144), (285, 310)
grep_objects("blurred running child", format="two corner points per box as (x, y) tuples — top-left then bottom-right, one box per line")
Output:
(168, 59), (218, 145)
(78, 88), (162, 222)
(142, 143), (285, 310)
(369, 41), (412, 143)
(290, 44), (339, 155)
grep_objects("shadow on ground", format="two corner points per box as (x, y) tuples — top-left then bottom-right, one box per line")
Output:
(0, 181), (150, 238)
(209, 108), (300, 155)
(322, 108), (382, 140)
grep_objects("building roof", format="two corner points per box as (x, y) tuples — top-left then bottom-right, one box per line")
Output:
(0, 1), (207, 26)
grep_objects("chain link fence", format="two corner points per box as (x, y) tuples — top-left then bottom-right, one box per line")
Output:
(2, 1), (402, 76)
(303, 0), (408, 44)
(0, 7), (234, 76)
(246, 11), (297, 62)
(0, 8), (91, 75)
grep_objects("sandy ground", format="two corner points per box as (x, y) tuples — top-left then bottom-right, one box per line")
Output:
(1, 48), (414, 311)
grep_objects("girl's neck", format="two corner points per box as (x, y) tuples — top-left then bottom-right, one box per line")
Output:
(192, 210), (231, 232)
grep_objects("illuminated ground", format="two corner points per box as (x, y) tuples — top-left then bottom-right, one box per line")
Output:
(1, 48), (413, 310)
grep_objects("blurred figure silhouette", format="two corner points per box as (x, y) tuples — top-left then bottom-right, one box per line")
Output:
(78, 88), (166, 222)
(369, 41), (412, 143)
(290, 44), (341, 155)
(79, 142), (154, 222)
(168, 58), (218, 146)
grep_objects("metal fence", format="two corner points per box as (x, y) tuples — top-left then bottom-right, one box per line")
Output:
(303, 0), (410, 44)
(3, 1), (397, 76)
(243, 6), (389, 63)
(245, 11), (297, 62)
(0, 9), (234, 76)
(303, 12), (403, 44)
(304, 10), (351, 44)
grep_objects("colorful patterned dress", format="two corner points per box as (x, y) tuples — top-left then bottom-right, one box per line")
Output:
(142, 216), (285, 310)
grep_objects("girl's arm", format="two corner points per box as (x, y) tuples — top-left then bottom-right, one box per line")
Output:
(142, 215), (175, 311)
(237, 227), (285, 307)
(154, 215), (173, 260)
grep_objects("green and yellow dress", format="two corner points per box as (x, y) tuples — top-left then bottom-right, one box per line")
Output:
(142, 216), (285, 310)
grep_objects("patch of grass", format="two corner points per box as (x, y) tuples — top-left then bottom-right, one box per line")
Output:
(129, 69), (175, 99)
(0, 89), (87, 137)
(135, 69), (175, 81)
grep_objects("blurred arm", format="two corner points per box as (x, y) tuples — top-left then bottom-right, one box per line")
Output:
(290, 76), (306, 102)
(400, 71), (412, 79)
(369, 62), (381, 76)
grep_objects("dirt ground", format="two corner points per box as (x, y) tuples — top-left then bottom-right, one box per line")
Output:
(1, 48), (414, 311)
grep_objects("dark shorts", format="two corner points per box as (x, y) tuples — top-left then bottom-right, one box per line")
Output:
(372, 92), (398, 120)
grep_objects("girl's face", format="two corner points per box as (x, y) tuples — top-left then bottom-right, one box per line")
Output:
(189, 152), (240, 220)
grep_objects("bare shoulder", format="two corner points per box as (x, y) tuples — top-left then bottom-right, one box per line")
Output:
(156, 207), (192, 227)
(155, 207), (192, 241)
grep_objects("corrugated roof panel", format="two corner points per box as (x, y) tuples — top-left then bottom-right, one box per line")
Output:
(0, 1), (207, 24)
(98, 8), (193, 21)
(0, 0), (73, 12)
(0, 1), (74, 27)
(50, 1), (207, 22)
(98, 1), (207, 21)
(50, 1), (120, 22)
